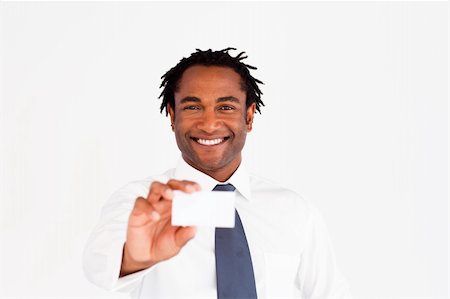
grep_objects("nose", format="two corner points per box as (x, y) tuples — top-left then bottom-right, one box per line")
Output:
(196, 108), (222, 133)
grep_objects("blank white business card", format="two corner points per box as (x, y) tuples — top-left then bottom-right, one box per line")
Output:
(171, 191), (236, 228)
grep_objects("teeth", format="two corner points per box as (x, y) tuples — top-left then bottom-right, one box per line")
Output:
(196, 138), (224, 146)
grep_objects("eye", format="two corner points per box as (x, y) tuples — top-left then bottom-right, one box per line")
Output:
(183, 105), (201, 110)
(218, 105), (235, 111)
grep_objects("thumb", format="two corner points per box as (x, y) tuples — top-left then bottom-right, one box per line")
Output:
(174, 226), (197, 248)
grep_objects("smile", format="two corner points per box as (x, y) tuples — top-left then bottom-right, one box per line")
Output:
(191, 137), (230, 146)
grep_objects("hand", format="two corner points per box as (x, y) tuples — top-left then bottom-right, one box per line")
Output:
(120, 179), (201, 277)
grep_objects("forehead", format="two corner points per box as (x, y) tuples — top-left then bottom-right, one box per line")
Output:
(176, 65), (245, 94)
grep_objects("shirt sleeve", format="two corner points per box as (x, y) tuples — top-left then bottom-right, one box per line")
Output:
(82, 178), (157, 293)
(297, 203), (352, 298)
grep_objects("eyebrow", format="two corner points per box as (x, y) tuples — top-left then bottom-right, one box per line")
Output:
(179, 96), (241, 104)
(179, 96), (201, 104)
(217, 96), (240, 104)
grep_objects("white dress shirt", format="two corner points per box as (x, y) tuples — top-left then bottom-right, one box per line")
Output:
(83, 158), (350, 298)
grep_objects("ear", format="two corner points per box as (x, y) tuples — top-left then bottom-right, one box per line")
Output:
(246, 103), (256, 132)
(168, 104), (175, 132)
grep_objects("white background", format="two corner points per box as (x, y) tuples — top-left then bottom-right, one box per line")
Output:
(0, 2), (448, 298)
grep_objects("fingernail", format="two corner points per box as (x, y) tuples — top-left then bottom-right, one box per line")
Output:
(186, 185), (195, 193)
(150, 211), (160, 221)
(165, 189), (173, 198)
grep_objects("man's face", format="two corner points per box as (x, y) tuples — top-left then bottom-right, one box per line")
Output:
(168, 65), (256, 181)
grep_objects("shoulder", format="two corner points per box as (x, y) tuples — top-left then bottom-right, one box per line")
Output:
(248, 172), (314, 216)
(102, 168), (176, 210)
(249, 173), (299, 195)
(118, 168), (175, 194)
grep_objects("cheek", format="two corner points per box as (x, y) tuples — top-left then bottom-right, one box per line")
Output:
(231, 124), (250, 143)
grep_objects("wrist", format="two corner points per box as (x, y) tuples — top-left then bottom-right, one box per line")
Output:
(119, 243), (156, 277)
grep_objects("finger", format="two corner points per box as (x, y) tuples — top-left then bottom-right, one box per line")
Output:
(147, 181), (174, 204)
(166, 179), (201, 193)
(146, 180), (201, 205)
(152, 199), (172, 220)
(174, 226), (197, 248)
(129, 197), (160, 227)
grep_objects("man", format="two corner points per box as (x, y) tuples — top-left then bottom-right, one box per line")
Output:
(83, 48), (350, 298)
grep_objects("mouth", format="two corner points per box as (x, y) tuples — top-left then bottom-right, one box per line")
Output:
(190, 136), (230, 146)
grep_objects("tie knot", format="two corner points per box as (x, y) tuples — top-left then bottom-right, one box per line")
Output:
(212, 183), (236, 192)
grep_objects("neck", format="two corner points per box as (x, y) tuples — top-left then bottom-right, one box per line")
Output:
(183, 155), (241, 183)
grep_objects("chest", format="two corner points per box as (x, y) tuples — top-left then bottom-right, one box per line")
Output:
(137, 202), (308, 298)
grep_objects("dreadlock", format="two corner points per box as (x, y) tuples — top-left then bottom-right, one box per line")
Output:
(158, 47), (264, 116)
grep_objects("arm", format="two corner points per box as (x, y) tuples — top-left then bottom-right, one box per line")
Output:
(82, 178), (200, 292)
(297, 204), (351, 298)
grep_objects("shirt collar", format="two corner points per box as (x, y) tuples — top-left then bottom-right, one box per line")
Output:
(173, 157), (252, 201)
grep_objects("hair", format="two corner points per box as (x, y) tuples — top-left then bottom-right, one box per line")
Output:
(158, 47), (264, 116)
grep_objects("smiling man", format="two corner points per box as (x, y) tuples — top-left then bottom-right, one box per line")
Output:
(83, 48), (350, 298)
(170, 65), (253, 182)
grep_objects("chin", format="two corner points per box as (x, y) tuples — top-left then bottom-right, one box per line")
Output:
(194, 155), (231, 170)
(197, 160), (226, 171)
